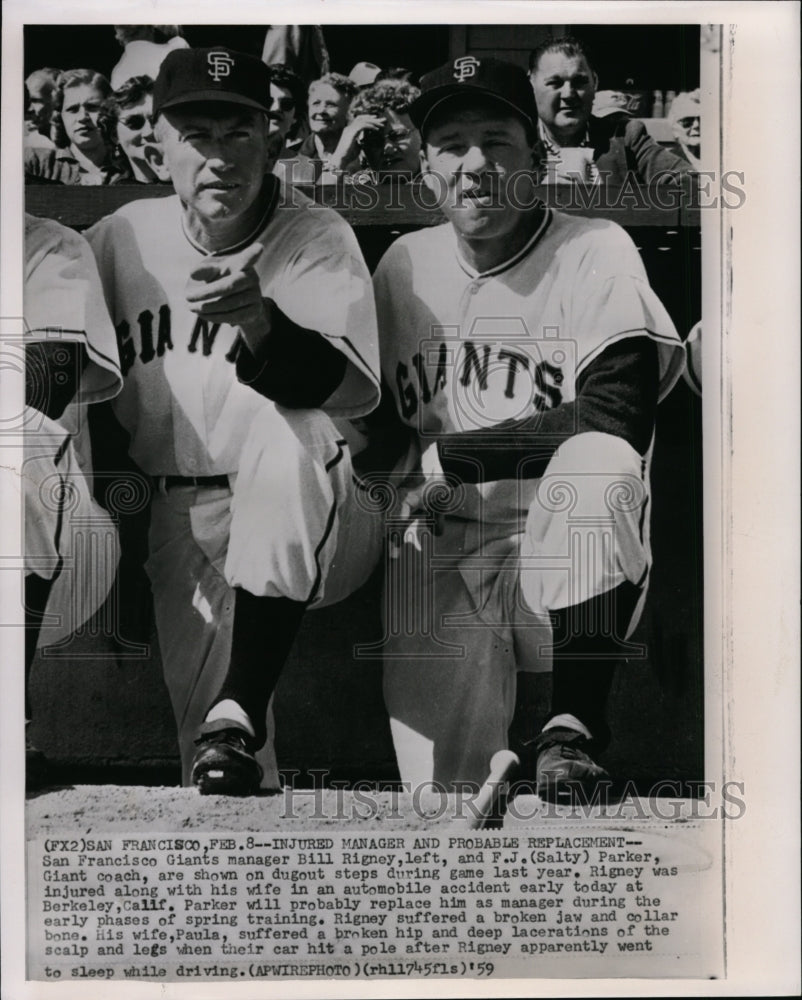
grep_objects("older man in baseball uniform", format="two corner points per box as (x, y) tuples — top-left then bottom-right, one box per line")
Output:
(373, 56), (685, 798)
(86, 47), (382, 794)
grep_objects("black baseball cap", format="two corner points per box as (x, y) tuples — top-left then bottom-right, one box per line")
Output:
(153, 47), (271, 118)
(409, 56), (538, 135)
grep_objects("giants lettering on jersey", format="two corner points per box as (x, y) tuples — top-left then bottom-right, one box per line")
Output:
(396, 341), (563, 418)
(385, 315), (577, 434)
(392, 319), (574, 433)
(114, 305), (247, 374)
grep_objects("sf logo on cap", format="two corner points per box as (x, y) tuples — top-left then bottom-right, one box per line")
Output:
(453, 56), (480, 82)
(208, 51), (235, 82)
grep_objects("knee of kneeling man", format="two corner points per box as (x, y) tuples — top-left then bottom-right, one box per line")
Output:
(532, 433), (648, 526)
(550, 432), (643, 476)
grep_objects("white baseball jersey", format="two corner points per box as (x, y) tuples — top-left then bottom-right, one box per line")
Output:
(86, 182), (380, 476)
(373, 208), (684, 521)
(24, 214), (122, 403)
(376, 208), (685, 787)
(21, 215), (122, 643)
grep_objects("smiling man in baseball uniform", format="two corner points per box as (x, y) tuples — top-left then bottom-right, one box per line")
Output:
(86, 47), (382, 795)
(373, 56), (685, 798)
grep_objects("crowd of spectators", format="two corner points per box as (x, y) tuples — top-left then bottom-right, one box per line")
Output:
(24, 29), (701, 188)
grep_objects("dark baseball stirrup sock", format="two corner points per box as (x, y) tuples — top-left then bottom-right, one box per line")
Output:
(207, 589), (309, 749)
(547, 580), (642, 749)
(25, 574), (55, 721)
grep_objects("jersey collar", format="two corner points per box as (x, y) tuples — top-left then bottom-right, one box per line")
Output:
(454, 206), (553, 280)
(182, 175), (280, 257)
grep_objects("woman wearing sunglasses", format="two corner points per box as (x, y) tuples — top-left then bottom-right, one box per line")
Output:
(100, 76), (171, 184)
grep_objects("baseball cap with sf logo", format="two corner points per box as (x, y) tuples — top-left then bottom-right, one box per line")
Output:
(153, 46), (271, 118)
(409, 56), (538, 135)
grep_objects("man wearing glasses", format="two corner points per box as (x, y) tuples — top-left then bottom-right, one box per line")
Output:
(667, 90), (701, 172)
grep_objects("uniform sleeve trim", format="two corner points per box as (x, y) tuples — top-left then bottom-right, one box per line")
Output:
(577, 328), (683, 382)
(26, 327), (121, 375)
(25, 329), (123, 395)
(340, 335), (377, 383)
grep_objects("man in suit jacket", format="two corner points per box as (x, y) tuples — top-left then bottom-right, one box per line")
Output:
(528, 36), (690, 186)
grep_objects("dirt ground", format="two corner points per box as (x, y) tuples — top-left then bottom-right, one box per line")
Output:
(26, 784), (691, 837)
(26, 786), (454, 835)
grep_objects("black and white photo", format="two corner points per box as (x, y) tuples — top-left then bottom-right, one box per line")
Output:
(1, 2), (799, 996)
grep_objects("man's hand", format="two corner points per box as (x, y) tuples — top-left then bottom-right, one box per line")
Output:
(185, 243), (269, 356)
(328, 114), (387, 172)
(391, 442), (451, 556)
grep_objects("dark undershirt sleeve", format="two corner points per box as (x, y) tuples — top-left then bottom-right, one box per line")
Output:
(25, 342), (87, 420)
(351, 377), (416, 476)
(436, 337), (659, 485)
(235, 298), (347, 409)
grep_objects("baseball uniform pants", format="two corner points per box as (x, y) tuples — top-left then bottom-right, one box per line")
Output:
(383, 431), (652, 788)
(144, 404), (384, 787)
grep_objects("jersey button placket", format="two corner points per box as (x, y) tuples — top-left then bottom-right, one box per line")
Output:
(458, 279), (483, 329)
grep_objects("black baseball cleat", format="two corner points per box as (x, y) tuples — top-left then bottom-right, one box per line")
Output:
(521, 727), (610, 802)
(191, 719), (262, 796)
